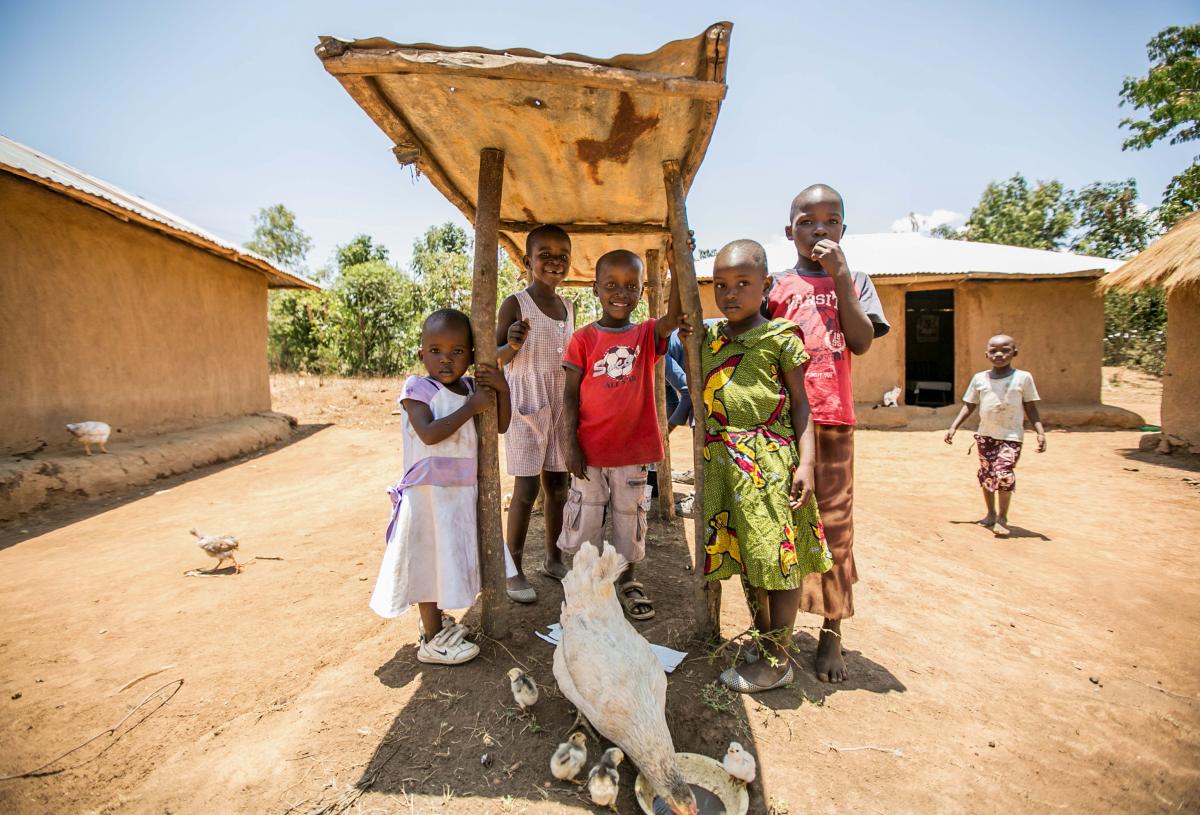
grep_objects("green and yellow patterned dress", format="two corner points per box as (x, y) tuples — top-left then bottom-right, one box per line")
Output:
(701, 318), (832, 590)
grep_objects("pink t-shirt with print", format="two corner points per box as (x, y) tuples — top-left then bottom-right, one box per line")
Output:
(765, 269), (889, 426)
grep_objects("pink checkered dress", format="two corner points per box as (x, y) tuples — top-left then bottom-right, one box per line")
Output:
(504, 290), (574, 477)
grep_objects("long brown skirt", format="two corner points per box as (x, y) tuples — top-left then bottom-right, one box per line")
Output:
(800, 424), (857, 620)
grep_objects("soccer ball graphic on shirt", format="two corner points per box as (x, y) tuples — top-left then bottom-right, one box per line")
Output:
(592, 343), (640, 379)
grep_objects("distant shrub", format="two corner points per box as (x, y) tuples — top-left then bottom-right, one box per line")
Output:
(1103, 289), (1167, 376)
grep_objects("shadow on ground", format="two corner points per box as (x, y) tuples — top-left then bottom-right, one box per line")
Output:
(0, 423), (332, 551)
(343, 510), (771, 814)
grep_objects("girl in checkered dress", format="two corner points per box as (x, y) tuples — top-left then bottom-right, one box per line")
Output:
(495, 226), (575, 604)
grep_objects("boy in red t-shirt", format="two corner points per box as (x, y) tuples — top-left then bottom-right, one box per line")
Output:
(764, 184), (890, 683)
(560, 249), (692, 621)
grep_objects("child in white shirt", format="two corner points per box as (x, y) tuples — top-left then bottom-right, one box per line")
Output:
(944, 334), (1046, 538)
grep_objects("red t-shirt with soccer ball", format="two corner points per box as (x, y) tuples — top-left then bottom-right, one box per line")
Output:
(562, 319), (666, 468)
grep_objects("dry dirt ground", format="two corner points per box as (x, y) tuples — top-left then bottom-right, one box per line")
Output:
(1, 370), (1197, 814)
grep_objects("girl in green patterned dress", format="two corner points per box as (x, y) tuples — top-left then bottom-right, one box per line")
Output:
(702, 240), (833, 693)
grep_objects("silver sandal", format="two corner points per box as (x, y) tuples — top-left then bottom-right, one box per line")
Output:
(719, 665), (794, 694)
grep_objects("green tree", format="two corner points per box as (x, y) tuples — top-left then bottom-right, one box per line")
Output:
(958, 174), (1074, 249)
(1159, 161), (1200, 229)
(1070, 179), (1154, 259)
(1065, 179), (1164, 375)
(1120, 25), (1200, 230)
(1119, 25), (1200, 151)
(336, 234), (390, 272)
(328, 260), (413, 375)
(245, 204), (313, 274)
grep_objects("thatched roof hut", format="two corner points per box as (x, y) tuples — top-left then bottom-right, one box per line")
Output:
(1102, 211), (1200, 450)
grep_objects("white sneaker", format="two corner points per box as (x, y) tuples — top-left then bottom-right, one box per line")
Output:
(418, 623), (479, 665)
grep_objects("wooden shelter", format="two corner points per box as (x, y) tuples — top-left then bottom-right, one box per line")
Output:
(1101, 211), (1200, 450)
(317, 24), (733, 636)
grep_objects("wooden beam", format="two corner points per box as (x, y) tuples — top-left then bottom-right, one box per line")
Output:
(663, 159), (719, 640)
(645, 249), (675, 521)
(499, 221), (669, 235)
(472, 147), (507, 639)
(320, 46), (728, 101)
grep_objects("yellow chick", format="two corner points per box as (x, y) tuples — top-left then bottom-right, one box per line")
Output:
(550, 731), (587, 784)
(722, 740), (756, 784)
(507, 667), (538, 712)
(587, 746), (624, 810)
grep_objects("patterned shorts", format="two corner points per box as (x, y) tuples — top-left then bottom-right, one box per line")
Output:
(975, 434), (1022, 492)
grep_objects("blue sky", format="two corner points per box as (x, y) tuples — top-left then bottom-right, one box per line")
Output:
(2, 1), (1195, 273)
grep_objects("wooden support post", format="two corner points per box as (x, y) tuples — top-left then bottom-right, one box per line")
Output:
(663, 160), (719, 640)
(472, 147), (507, 639)
(645, 249), (675, 521)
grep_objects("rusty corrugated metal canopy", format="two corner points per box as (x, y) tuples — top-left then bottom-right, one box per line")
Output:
(316, 23), (732, 283)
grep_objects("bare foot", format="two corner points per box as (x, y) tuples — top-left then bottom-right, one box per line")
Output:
(977, 514), (997, 528)
(815, 619), (848, 683)
(993, 518), (1011, 538)
(541, 558), (568, 580)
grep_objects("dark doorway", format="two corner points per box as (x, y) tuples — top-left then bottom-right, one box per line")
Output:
(905, 289), (955, 406)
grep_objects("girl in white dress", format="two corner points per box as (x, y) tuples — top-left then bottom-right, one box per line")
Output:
(370, 309), (512, 665)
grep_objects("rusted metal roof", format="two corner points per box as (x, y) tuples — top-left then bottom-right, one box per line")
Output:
(0, 135), (317, 289)
(316, 23), (732, 283)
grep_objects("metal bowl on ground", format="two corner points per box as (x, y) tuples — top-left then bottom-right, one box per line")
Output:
(634, 752), (749, 815)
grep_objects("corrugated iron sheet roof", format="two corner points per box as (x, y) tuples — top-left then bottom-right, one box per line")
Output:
(0, 135), (317, 289)
(695, 233), (1123, 281)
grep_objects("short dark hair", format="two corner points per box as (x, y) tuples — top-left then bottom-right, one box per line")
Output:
(525, 224), (570, 256)
(595, 249), (643, 280)
(789, 184), (845, 222)
(715, 239), (768, 275)
(423, 308), (474, 346)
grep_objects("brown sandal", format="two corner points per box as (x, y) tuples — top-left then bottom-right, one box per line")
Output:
(619, 580), (655, 620)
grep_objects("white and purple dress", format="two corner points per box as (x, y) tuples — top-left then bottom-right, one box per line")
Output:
(370, 375), (514, 617)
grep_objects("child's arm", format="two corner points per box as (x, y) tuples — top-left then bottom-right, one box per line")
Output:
(653, 269), (693, 340)
(495, 295), (530, 366)
(562, 367), (588, 480)
(782, 365), (816, 509)
(1024, 400), (1046, 452)
(475, 363), (512, 434)
(404, 388), (492, 446)
(812, 240), (875, 355)
(944, 403), (977, 444)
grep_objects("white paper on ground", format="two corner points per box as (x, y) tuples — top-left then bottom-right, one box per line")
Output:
(536, 623), (687, 674)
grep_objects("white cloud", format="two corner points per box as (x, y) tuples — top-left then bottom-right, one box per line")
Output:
(890, 208), (963, 234)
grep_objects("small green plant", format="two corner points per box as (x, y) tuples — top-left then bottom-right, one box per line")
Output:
(700, 682), (739, 714)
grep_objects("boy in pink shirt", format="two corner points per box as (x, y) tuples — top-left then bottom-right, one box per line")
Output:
(560, 249), (691, 621)
(764, 184), (890, 682)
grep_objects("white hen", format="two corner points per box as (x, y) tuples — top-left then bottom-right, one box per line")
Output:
(553, 542), (697, 815)
(65, 421), (111, 455)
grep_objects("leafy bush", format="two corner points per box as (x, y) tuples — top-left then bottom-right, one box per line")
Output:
(328, 260), (416, 376)
(1104, 289), (1167, 376)
(267, 289), (333, 373)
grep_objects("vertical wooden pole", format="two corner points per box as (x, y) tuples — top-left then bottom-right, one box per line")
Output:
(663, 160), (719, 640)
(472, 147), (507, 639)
(645, 249), (676, 521)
